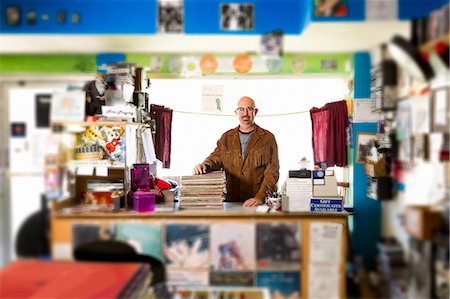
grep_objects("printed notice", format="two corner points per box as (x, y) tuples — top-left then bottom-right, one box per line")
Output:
(353, 99), (379, 123)
(308, 263), (340, 299)
(202, 85), (224, 113)
(286, 177), (313, 212)
(309, 222), (343, 264)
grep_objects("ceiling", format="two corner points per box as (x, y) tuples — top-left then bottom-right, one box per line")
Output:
(0, 21), (410, 54)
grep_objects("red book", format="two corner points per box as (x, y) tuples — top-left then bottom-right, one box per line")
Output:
(0, 260), (150, 299)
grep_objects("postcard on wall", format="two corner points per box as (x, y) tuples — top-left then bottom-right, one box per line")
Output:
(166, 269), (209, 286)
(117, 223), (163, 261)
(309, 222), (343, 264)
(50, 90), (85, 122)
(256, 222), (301, 270)
(210, 223), (255, 271)
(308, 263), (340, 299)
(209, 271), (254, 286)
(202, 84), (224, 113)
(256, 271), (300, 299)
(164, 223), (209, 269)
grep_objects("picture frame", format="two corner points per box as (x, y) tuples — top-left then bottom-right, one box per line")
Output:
(430, 86), (450, 133)
(356, 132), (378, 164)
(220, 3), (254, 31)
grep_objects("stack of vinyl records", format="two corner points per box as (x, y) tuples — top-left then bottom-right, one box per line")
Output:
(179, 171), (226, 209)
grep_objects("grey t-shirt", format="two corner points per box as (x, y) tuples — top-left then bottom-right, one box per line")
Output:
(239, 129), (254, 159)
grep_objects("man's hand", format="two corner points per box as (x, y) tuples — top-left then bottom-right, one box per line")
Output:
(192, 163), (207, 175)
(243, 198), (262, 207)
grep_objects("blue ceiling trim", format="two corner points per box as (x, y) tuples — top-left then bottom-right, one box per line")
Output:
(398, 0), (448, 20)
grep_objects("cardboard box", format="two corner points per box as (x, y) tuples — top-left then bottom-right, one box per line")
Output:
(364, 157), (387, 177)
(404, 205), (443, 240)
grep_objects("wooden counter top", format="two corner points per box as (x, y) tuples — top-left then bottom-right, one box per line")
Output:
(53, 202), (350, 219)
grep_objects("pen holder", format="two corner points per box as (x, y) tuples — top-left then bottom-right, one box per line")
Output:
(133, 191), (155, 212)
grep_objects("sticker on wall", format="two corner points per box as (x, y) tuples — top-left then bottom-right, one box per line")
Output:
(314, 0), (348, 17)
(150, 56), (163, 73)
(158, 0), (184, 33)
(266, 58), (284, 74)
(181, 56), (201, 77)
(166, 56), (182, 73)
(220, 3), (254, 31)
(233, 54), (252, 74)
(10, 122), (26, 138)
(289, 56), (307, 73)
(199, 54), (218, 74)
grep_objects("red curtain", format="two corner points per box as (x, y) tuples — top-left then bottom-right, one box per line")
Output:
(310, 100), (349, 167)
(150, 104), (173, 168)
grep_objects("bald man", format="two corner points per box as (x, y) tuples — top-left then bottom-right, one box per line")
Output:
(193, 96), (279, 207)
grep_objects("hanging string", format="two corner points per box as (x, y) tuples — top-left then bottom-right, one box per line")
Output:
(172, 109), (311, 117)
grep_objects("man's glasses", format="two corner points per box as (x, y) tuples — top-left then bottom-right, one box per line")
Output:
(235, 107), (256, 114)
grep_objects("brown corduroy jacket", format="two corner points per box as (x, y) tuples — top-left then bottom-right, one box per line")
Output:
(203, 125), (279, 202)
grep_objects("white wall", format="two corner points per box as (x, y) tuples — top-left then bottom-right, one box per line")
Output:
(149, 77), (348, 186)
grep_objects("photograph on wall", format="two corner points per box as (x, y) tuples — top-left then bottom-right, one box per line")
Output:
(158, 0), (184, 33)
(256, 271), (300, 299)
(164, 223), (210, 269)
(117, 223), (163, 261)
(210, 271), (254, 286)
(220, 3), (254, 31)
(210, 223), (255, 271)
(355, 132), (378, 164)
(260, 31), (283, 57)
(256, 222), (301, 270)
(314, 0), (348, 17)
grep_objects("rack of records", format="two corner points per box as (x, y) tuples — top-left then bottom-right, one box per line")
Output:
(178, 171), (226, 209)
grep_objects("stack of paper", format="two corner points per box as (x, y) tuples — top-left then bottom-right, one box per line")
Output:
(179, 171), (226, 209)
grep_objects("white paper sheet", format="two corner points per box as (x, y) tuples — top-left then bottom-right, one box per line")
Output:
(141, 128), (157, 164)
(286, 177), (313, 211)
(309, 222), (343, 264)
(76, 166), (94, 176)
(201, 84), (224, 113)
(125, 125), (137, 167)
(308, 263), (340, 299)
(353, 99), (379, 123)
(52, 243), (73, 260)
(95, 166), (108, 177)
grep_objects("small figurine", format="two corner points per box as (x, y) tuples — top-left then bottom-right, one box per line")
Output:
(83, 73), (107, 117)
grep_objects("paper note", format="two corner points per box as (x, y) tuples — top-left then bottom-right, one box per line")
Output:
(286, 177), (312, 211)
(309, 222), (343, 264)
(202, 85), (224, 113)
(353, 99), (379, 123)
(308, 263), (340, 299)
(95, 166), (108, 177)
(141, 128), (156, 164)
(76, 166), (94, 176)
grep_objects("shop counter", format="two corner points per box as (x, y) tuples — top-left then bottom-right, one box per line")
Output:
(51, 201), (350, 299)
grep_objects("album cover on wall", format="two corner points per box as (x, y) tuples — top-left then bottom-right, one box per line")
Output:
(210, 223), (255, 271)
(256, 222), (301, 270)
(117, 223), (163, 261)
(158, 0), (184, 33)
(256, 271), (301, 299)
(220, 3), (254, 31)
(72, 223), (117, 250)
(164, 223), (210, 269)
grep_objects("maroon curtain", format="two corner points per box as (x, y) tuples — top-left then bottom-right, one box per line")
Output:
(310, 100), (349, 167)
(150, 104), (173, 168)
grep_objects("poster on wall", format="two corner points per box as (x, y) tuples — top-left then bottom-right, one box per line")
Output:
(220, 3), (254, 31)
(35, 94), (52, 128)
(256, 271), (301, 299)
(158, 0), (184, 33)
(308, 263), (340, 299)
(309, 222), (342, 264)
(202, 85), (224, 113)
(50, 91), (85, 122)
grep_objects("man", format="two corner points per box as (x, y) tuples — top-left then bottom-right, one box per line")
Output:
(193, 96), (279, 207)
